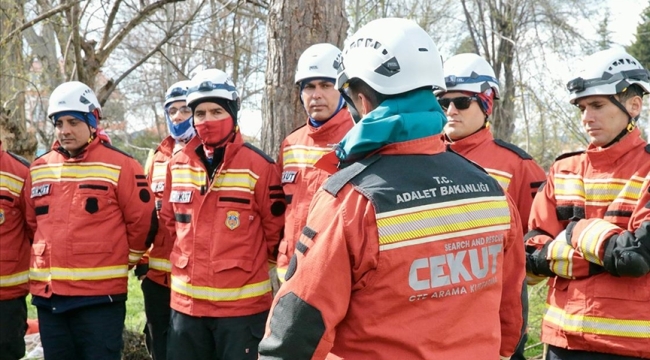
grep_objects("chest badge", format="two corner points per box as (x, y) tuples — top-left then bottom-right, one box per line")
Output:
(0, 208), (5, 225)
(31, 184), (51, 198)
(282, 171), (297, 184)
(225, 210), (240, 230)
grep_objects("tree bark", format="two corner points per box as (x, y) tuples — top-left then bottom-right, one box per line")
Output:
(261, 0), (348, 158)
(0, 0), (38, 159)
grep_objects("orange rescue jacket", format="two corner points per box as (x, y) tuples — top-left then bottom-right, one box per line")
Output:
(0, 143), (31, 300)
(276, 110), (353, 281)
(526, 128), (650, 358)
(160, 134), (285, 317)
(445, 127), (546, 233)
(24, 138), (155, 298)
(260, 136), (526, 360)
(145, 136), (182, 287)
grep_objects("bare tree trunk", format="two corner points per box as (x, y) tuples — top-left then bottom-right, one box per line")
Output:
(0, 0), (38, 159)
(261, 0), (348, 158)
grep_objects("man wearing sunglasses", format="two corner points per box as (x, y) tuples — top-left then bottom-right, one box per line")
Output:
(134, 80), (195, 360)
(436, 53), (546, 360)
(275, 43), (353, 284)
(525, 49), (650, 360)
(260, 18), (525, 360)
(436, 53), (546, 236)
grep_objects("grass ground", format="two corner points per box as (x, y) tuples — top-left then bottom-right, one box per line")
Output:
(26, 276), (548, 359)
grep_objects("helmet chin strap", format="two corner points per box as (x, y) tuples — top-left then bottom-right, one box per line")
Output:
(603, 95), (636, 148)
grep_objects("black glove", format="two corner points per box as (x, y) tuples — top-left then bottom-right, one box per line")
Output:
(603, 230), (650, 277)
(134, 263), (149, 278)
(526, 242), (555, 277)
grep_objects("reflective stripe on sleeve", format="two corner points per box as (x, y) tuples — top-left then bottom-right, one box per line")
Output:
(573, 219), (619, 265)
(547, 240), (574, 278)
(544, 304), (650, 339)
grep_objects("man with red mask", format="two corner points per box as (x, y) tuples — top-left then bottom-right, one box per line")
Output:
(160, 69), (285, 360)
(436, 53), (546, 360)
(275, 43), (354, 283)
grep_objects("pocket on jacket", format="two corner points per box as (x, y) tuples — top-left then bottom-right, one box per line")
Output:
(210, 259), (253, 273)
(592, 274), (650, 301)
(72, 241), (114, 255)
(170, 251), (189, 269)
(32, 243), (47, 268)
(32, 243), (46, 256)
(0, 248), (19, 263)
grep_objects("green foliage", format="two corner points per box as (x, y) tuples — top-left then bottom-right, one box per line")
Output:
(628, 1), (650, 68)
(596, 15), (612, 51)
(454, 36), (478, 55)
(525, 282), (549, 358)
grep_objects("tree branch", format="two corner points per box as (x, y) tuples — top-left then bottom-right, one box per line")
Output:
(0, 1), (79, 47)
(97, 0), (206, 104)
(100, 0), (124, 51)
(98, 0), (185, 64)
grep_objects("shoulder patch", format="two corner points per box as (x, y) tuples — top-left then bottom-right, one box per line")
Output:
(101, 142), (134, 158)
(645, 144), (650, 154)
(243, 143), (275, 164)
(493, 139), (533, 160)
(554, 150), (585, 162)
(7, 152), (30, 167)
(289, 123), (307, 135)
(323, 155), (382, 196)
(33, 150), (52, 161)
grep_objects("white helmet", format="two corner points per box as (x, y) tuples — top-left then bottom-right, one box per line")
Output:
(336, 18), (445, 95)
(295, 43), (342, 84)
(47, 81), (102, 119)
(164, 80), (191, 107)
(438, 53), (500, 99)
(186, 69), (240, 110)
(567, 48), (650, 104)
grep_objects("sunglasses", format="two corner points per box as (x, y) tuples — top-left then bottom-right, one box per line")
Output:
(438, 96), (478, 110)
(167, 106), (192, 116)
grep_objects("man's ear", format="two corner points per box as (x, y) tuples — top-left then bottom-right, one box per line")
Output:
(626, 95), (643, 119)
(358, 93), (374, 116)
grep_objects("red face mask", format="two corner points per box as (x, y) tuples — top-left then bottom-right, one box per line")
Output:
(194, 117), (234, 147)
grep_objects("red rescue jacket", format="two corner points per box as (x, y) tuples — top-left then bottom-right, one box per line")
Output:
(260, 136), (525, 360)
(0, 142), (31, 300)
(145, 136), (183, 287)
(160, 134), (285, 317)
(24, 138), (155, 297)
(276, 110), (353, 281)
(526, 128), (650, 358)
(445, 127), (546, 233)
